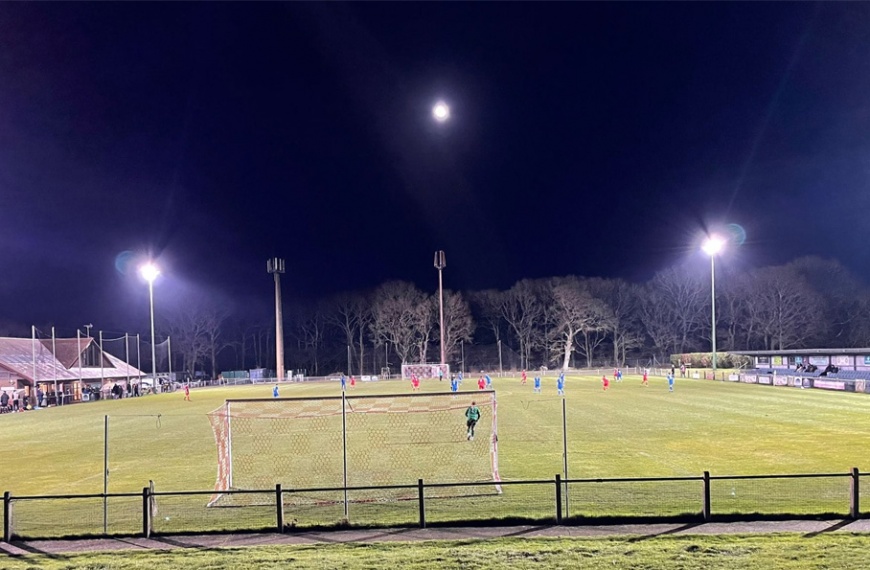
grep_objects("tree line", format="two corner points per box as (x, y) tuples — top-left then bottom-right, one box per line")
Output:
(150, 256), (870, 379)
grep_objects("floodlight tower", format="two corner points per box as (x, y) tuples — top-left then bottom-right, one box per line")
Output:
(702, 235), (726, 379)
(139, 262), (160, 387)
(434, 250), (446, 365)
(268, 258), (286, 382)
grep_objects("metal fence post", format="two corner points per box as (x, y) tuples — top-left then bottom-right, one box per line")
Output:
(702, 471), (711, 522)
(418, 479), (426, 528)
(3, 492), (11, 542)
(555, 475), (562, 523)
(142, 487), (151, 538)
(276, 484), (284, 532)
(850, 467), (859, 519)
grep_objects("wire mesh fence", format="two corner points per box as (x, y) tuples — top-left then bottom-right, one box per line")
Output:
(710, 474), (852, 517)
(9, 494), (141, 538)
(2, 470), (864, 540)
(564, 477), (703, 519)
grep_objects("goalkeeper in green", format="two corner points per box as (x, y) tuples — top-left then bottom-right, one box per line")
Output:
(465, 401), (481, 441)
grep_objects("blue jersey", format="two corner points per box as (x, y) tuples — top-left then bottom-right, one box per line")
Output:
(667, 374), (674, 385)
(485, 375), (492, 386)
(273, 386), (279, 398)
(534, 377), (541, 388)
(451, 379), (458, 392)
(557, 377), (564, 390)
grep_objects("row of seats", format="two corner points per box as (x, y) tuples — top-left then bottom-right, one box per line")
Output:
(827, 370), (870, 380)
(754, 368), (823, 377)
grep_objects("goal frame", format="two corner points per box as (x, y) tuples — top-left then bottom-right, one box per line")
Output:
(401, 363), (450, 379)
(207, 390), (500, 507)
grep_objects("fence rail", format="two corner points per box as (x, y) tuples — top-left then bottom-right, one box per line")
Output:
(2, 468), (866, 541)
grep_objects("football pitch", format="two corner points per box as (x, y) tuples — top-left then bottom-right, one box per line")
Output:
(2, 373), (870, 535)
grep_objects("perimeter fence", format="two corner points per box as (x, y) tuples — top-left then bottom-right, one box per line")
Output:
(3, 469), (866, 540)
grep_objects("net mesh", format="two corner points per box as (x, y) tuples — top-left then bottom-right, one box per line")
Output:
(208, 391), (499, 507)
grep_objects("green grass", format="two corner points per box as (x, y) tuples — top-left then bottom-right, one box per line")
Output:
(4, 535), (870, 569)
(2, 374), (870, 536)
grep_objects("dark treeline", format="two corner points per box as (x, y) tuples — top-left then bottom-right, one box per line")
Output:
(151, 256), (870, 378)
(9, 256), (868, 379)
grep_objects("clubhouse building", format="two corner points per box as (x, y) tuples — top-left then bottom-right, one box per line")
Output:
(0, 336), (145, 406)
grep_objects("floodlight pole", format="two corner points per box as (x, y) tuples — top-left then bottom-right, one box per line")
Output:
(148, 278), (157, 391)
(710, 253), (717, 379)
(139, 262), (160, 394)
(268, 258), (286, 383)
(702, 236), (724, 381)
(434, 251), (446, 366)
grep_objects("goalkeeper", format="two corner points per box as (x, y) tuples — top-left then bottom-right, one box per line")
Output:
(465, 401), (481, 441)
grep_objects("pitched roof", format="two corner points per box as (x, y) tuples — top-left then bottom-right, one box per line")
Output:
(0, 337), (145, 383)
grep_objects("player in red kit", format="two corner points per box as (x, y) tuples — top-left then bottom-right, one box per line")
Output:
(602, 375), (610, 391)
(642, 370), (648, 386)
(478, 376), (486, 390)
(411, 374), (420, 391)
(521, 369), (527, 385)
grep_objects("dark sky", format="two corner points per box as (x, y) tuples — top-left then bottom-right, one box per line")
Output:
(1, 3), (869, 334)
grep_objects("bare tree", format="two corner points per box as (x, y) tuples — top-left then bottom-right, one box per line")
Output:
(327, 292), (372, 375)
(645, 264), (706, 354)
(471, 289), (505, 345)
(638, 284), (680, 357)
(440, 290), (475, 364)
(202, 305), (231, 379)
(744, 266), (823, 350)
(500, 279), (544, 369)
(412, 295), (436, 363)
(291, 302), (327, 375)
(371, 281), (426, 365)
(546, 277), (611, 370)
(163, 300), (213, 379)
(588, 277), (641, 366)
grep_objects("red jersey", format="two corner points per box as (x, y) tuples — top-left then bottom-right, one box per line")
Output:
(478, 378), (486, 390)
(602, 376), (610, 387)
(521, 370), (527, 383)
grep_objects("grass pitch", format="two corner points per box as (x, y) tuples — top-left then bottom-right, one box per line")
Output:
(2, 373), (870, 535)
(4, 535), (870, 569)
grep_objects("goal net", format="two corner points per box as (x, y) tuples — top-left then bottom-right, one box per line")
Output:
(401, 363), (450, 379)
(207, 390), (500, 507)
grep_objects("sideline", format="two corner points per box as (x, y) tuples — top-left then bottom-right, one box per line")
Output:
(3, 519), (870, 556)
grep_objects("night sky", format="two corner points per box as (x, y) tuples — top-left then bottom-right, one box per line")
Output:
(1, 3), (869, 334)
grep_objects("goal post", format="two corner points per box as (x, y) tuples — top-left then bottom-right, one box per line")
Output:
(401, 363), (450, 379)
(207, 390), (500, 507)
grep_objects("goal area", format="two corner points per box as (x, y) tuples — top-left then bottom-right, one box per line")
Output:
(207, 391), (500, 507)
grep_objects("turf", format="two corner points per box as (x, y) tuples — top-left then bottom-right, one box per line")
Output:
(2, 374), (870, 536)
(4, 534), (870, 569)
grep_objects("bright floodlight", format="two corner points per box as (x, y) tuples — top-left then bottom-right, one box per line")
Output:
(140, 262), (160, 283)
(702, 235), (726, 256)
(432, 101), (450, 122)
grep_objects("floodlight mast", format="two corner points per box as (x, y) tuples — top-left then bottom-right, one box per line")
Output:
(702, 236), (725, 379)
(139, 262), (160, 390)
(434, 251), (447, 366)
(268, 258), (286, 382)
